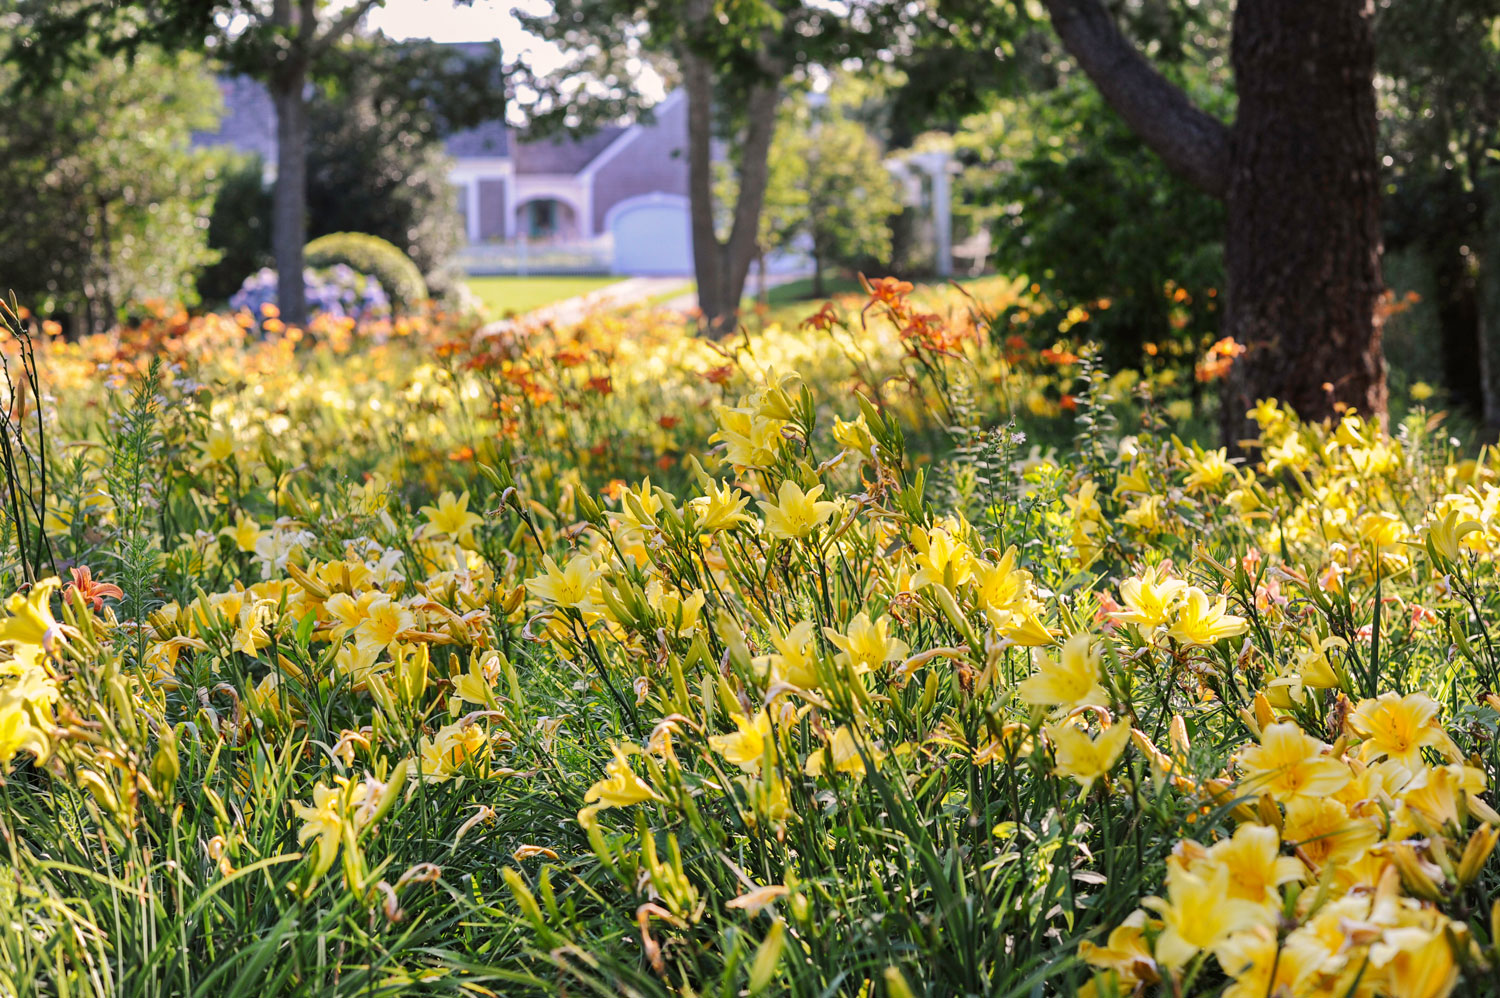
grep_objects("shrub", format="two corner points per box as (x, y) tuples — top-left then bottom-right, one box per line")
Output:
(305, 232), (428, 312)
(229, 264), (390, 329)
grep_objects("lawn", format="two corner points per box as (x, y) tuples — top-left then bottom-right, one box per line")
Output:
(467, 274), (624, 316)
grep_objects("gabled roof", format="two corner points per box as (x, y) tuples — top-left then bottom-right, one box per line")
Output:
(191, 68), (663, 181)
(445, 121), (511, 158)
(514, 127), (627, 175)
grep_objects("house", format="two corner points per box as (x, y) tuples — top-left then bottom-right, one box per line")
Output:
(193, 75), (696, 277)
(445, 91), (693, 276)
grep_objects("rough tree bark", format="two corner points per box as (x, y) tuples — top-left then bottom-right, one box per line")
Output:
(1042, 0), (1388, 441)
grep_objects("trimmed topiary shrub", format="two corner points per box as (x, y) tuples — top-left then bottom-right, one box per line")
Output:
(304, 233), (427, 311)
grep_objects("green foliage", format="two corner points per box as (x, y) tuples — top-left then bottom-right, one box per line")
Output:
(198, 151), (274, 305)
(101, 359), (164, 630)
(956, 75), (1226, 361)
(305, 233), (428, 312)
(305, 42), (480, 283)
(0, 48), (219, 329)
(804, 116), (901, 285)
(755, 90), (902, 293)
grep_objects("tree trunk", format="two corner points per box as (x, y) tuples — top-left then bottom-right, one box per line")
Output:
(1218, 0), (1386, 441)
(812, 255), (825, 299)
(720, 80), (779, 330)
(681, 46), (780, 337)
(270, 69), (309, 327)
(1043, 0), (1387, 442)
(682, 51), (729, 332)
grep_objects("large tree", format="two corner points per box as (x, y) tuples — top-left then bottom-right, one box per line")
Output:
(0, 48), (219, 330)
(1040, 0), (1386, 435)
(518, 0), (922, 336)
(10, 2), (503, 326)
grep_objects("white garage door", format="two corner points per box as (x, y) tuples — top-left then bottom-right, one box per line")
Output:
(611, 200), (693, 275)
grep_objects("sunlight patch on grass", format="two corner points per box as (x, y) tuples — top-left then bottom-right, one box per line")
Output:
(468, 275), (624, 317)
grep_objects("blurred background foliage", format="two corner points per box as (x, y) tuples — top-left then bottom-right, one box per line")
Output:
(1, 0), (1500, 420)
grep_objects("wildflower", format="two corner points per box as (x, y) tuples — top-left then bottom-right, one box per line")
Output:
(418, 720), (491, 781)
(644, 580), (706, 637)
(420, 491), (484, 546)
(0, 688), (49, 767)
(757, 620), (820, 690)
(689, 479), (754, 532)
(219, 512), (262, 554)
(1078, 914), (1159, 992)
(1212, 925), (1320, 998)
(1113, 565), (1187, 630)
(1045, 717), (1131, 791)
(1282, 797), (1380, 868)
(63, 565), (123, 612)
(972, 546), (1031, 621)
(525, 553), (606, 616)
(1184, 448), (1233, 492)
(0, 578), (66, 661)
(1236, 722), (1350, 804)
(910, 520), (975, 590)
(324, 589), (386, 640)
(804, 725), (883, 779)
(1017, 632), (1107, 714)
(582, 747), (658, 810)
(1166, 587), (1248, 647)
(232, 601), (273, 657)
(863, 275), (913, 309)
(1248, 398), (1284, 429)
(710, 403), (785, 470)
(1427, 509), (1482, 563)
(1142, 864), (1268, 967)
(709, 711), (773, 772)
(1121, 494), (1164, 531)
(453, 653), (501, 706)
(295, 775), (372, 879)
(1001, 608), (1058, 647)
(1368, 922), (1459, 998)
(831, 414), (875, 455)
(353, 597), (416, 659)
(757, 480), (838, 540)
(1348, 692), (1459, 770)
(824, 612), (908, 673)
(1204, 823), (1303, 905)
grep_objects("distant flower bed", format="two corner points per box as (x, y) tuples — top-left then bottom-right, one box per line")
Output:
(230, 264), (390, 331)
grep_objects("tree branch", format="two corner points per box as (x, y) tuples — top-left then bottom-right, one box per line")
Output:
(1042, 0), (1230, 199)
(310, 0), (382, 57)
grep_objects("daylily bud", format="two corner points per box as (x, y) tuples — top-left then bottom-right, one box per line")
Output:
(1458, 823), (1499, 886)
(1253, 691), (1275, 731)
(1257, 794), (1283, 832)
(883, 968), (916, 998)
